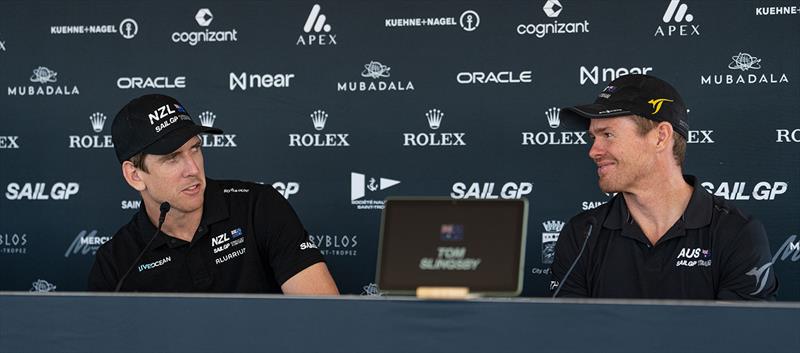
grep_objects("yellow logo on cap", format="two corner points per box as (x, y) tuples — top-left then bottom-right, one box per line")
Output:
(648, 98), (673, 115)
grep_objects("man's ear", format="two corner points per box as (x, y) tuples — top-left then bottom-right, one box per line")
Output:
(122, 161), (146, 191)
(654, 122), (674, 152)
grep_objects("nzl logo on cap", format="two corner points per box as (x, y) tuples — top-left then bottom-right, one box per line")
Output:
(648, 98), (673, 115)
(148, 104), (186, 125)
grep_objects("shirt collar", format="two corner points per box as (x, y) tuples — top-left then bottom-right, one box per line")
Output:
(602, 174), (713, 231)
(134, 178), (230, 249)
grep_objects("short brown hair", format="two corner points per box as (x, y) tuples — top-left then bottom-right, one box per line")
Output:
(128, 152), (149, 173)
(628, 115), (686, 166)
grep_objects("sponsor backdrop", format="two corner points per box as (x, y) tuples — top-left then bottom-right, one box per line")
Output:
(0, 0), (798, 299)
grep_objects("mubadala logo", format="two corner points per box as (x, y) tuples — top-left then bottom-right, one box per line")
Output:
(6, 182), (79, 200)
(755, 6), (799, 16)
(117, 76), (186, 89)
(522, 107), (588, 145)
(700, 53), (789, 86)
(403, 109), (466, 146)
(450, 182), (533, 199)
(197, 111), (237, 147)
(542, 220), (564, 264)
(1, 232), (28, 255)
(64, 230), (111, 257)
(297, 4), (337, 45)
(309, 234), (358, 256)
(229, 72), (295, 91)
(351, 172), (400, 210)
(456, 70), (532, 85)
(701, 181), (788, 201)
(50, 18), (138, 39)
(171, 8), (238, 46)
(337, 61), (415, 92)
(30, 279), (56, 292)
(385, 9), (480, 32)
(580, 66), (653, 85)
(0, 136), (19, 149)
(776, 129), (800, 143)
(289, 110), (350, 147)
(655, 0), (700, 36)
(517, 1), (589, 38)
(68, 112), (114, 149)
(7, 66), (80, 96)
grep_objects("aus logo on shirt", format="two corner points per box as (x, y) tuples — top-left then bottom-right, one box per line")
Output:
(675, 247), (711, 267)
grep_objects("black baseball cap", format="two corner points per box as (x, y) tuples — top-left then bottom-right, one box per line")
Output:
(112, 94), (222, 163)
(560, 74), (689, 139)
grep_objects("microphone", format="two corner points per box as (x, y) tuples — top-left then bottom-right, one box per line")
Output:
(114, 202), (171, 292)
(552, 216), (596, 298)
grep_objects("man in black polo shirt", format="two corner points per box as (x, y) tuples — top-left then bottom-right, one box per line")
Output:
(551, 74), (777, 300)
(88, 94), (339, 294)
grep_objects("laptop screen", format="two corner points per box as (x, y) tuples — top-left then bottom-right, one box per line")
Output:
(376, 198), (529, 296)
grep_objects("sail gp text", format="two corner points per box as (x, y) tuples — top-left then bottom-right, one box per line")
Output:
(154, 116), (180, 133)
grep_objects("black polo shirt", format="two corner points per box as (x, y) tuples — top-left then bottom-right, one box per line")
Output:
(88, 179), (325, 292)
(551, 175), (778, 300)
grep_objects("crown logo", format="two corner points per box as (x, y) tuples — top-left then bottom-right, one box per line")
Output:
(542, 220), (565, 232)
(426, 109), (443, 130)
(198, 111), (216, 127)
(311, 110), (328, 131)
(545, 107), (560, 128)
(89, 112), (107, 133)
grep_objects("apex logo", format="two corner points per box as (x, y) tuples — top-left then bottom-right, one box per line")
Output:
(450, 182), (533, 199)
(6, 182), (80, 200)
(297, 4), (337, 45)
(687, 130), (714, 144)
(0, 37), (6, 52)
(522, 107), (587, 146)
(655, 0), (700, 36)
(701, 181), (788, 201)
(196, 110), (237, 148)
(403, 109), (467, 147)
(69, 112), (113, 149)
(648, 98), (673, 114)
(580, 66), (653, 85)
(289, 110), (350, 147)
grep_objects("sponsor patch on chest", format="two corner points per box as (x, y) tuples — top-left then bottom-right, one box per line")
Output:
(675, 247), (712, 267)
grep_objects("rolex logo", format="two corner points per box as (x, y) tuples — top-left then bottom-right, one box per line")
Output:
(648, 98), (673, 115)
(311, 110), (328, 131)
(198, 111), (216, 127)
(426, 109), (443, 130)
(542, 220), (565, 232)
(89, 112), (107, 133)
(545, 107), (560, 128)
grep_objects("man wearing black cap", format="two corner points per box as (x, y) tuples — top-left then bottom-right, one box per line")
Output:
(551, 74), (777, 300)
(88, 94), (339, 294)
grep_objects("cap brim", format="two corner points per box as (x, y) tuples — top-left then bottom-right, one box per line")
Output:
(142, 125), (223, 156)
(560, 103), (634, 131)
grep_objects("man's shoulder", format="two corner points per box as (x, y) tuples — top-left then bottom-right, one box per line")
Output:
(96, 213), (141, 257)
(706, 193), (761, 235)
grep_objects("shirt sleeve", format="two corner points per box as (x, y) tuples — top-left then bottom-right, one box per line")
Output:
(550, 217), (590, 297)
(259, 187), (325, 286)
(716, 218), (778, 301)
(87, 243), (118, 291)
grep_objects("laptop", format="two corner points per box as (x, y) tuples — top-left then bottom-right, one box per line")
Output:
(376, 197), (529, 296)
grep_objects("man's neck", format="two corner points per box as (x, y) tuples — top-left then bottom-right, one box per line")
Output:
(144, 203), (202, 242)
(623, 172), (693, 245)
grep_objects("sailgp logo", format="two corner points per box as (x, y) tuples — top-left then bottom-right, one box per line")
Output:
(648, 98), (673, 114)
